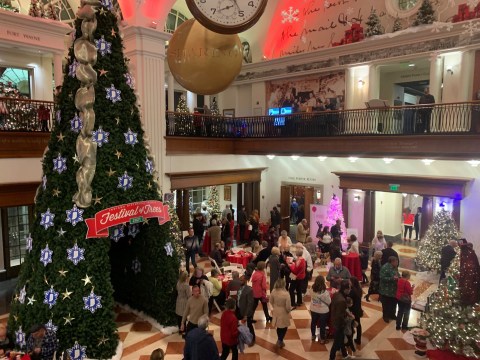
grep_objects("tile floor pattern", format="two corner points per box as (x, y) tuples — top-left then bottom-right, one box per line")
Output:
(0, 242), (439, 360)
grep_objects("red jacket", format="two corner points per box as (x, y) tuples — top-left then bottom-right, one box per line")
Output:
(396, 278), (413, 300)
(251, 270), (267, 299)
(220, 309), (239, 346)
(290, 257), (306, 280)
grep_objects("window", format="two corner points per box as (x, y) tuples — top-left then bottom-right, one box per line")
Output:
(398, 0), (418, 10)
(41, 0), (76, 25)
(6, 206), (31, 267)
(164, 9), (189, 34)
(0, 67), (32, 98)
(191, 187), (208, 213)
(385, 0), (421, 18)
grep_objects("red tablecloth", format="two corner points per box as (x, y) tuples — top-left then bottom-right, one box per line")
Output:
(202, 233), (211, 255)
(342, 253), (362, 281)
(217, 274), (231, 293)
(226, 251), (253, 268)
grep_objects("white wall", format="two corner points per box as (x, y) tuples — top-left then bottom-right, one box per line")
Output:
(375, 192), (403, 236)
(0, 158), (42, 184)
(348, 190), (365, 244)
(236, 84), (252, 117)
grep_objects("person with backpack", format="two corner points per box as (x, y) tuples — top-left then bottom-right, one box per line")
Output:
(183, 227), (199, 273)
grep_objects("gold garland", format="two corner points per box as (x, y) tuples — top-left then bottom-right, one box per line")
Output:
(72, 0), (101, 208)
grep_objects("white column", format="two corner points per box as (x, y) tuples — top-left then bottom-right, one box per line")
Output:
(167, 72), (175, 111)
(122, 26), (171, 192)
(368, 64), (379, 100)
(429, 55), (444, 103)
(459, 50), (475, 101)
(53, 53), (63, 88)
(204, 95), (211, 108)
(187, 91), (197, 112)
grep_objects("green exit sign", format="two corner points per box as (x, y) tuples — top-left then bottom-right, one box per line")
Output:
(389, 184), (400, 191)
(130, 217), (144, 224)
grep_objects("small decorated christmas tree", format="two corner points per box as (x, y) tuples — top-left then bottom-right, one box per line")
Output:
(206, 186), (221, 218)
(28, 0), (43, 17)
(174, 94), (191, 135)
(326, 194), (346, 240)
(416, 208), (459, 272)
(392, 16), (402, 32)
(210, 97), (220, 116)
(365, 8), (384, 37)
(413, 0), (435, 26)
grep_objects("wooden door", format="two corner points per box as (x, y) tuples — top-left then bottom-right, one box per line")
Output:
(280, 185), (291, 234)
(304, 187), (314, 228)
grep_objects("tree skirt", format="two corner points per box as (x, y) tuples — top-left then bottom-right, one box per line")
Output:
(426, 350), (477, 360)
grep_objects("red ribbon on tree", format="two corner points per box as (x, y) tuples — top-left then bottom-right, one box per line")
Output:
(85, 200), (170, 238)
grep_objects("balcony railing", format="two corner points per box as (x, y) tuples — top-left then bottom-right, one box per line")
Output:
(0, 97), (55, 132)
(166, 101), (480, 138)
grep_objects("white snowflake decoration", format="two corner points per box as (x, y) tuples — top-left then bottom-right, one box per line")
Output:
(53, 154), (67, 174)
(462, 20), (480, 36)
(145, 157), (154, 175)
(281, 6), (299, 24)
(45, 319), (58, 333)
(69, 60), (80, 78)
(92, 127), (110, 147)
(67, 243), (85, 266)
(444, 22), (454, 31)
(95, 36), (112, 56)
(132, 258), (141, 274)
(105, 84), (121, 103)
(70, 114), (83, 133)
(43, 286), (59, 309)
(67, 342), (87, 360)
(83, 290), (102, 313)
(19, 286), (27, 304)
(118, 171), (133, 191)
(42, 175), (47, 190)
(40, 209), (55, 229)
(40, 244), (53, 266)
(26, 234), (33, 252)
(128, 224), (140, 238)
(124, 73), (135, 89)
(66, 204), (84, 226)
(56, 110), (61, 124)
(15, 327), (26, 348)
(467, 0), (478, 8)
(124, 128), (138, 146)
(431, 21), (444, 33)
(164, 242), (174, 257)
(101, 0), (113, 10)
(110, 225), (124, 242)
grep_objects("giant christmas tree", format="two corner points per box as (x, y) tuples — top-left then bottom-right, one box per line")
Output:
(7, 1), (179, 358)
(416, 208), (459, 272)
(207, 185), (221, 218)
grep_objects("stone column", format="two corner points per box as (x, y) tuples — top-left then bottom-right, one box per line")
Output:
(167, 72), (175, 112)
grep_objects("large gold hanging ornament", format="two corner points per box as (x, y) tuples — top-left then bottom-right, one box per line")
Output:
(167, 19), (243, 95)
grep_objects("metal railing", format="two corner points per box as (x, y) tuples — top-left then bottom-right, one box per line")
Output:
(166, 101), (480, 138)
(0, 97), (55, 132)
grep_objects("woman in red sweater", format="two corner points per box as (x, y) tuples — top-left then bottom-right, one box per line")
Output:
(395, 270), (414, 330)
(403, 208), (415, 242)
(289, 248), (306, 308)
(251, 261), (272, 322)
(220, 298), (239, 360)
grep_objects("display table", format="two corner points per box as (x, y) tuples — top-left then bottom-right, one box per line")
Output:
(226, 250), (253, 268)
(341, 253), (362, 281)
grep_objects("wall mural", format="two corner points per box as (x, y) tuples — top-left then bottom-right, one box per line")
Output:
(266, 71), (345, 112)
(263, 0), (460, 59)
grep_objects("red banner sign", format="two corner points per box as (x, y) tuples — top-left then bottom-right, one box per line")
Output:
(85, 200), (170, 239)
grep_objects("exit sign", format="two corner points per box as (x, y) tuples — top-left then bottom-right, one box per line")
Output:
(130, 216), (144, 224)
(389, 184), (400, 191)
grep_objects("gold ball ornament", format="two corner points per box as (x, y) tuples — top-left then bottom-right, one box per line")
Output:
(167, 19), (243, 95)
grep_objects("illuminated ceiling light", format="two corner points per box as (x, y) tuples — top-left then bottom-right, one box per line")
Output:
(408, 63), (415, 67)
(348, 156), (358, 163)
(467, 160), (480, 167)
(422, 159), (435, 165)
(291, 155), (300, 161)
(266, 155), (275, 160)
(318, 156), (327, 161)
(402, 193), (408, 197)
(383, 158), (394, 164)
(414, 194), (419, 198)
(357, 79), (365, 88)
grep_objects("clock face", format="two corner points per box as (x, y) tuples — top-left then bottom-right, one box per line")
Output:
(187, 0), (267, 34)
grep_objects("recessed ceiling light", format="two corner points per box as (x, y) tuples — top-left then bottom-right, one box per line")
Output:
(266, 155), (275, 160)
(422, 159), (435, 165)
(402, 193), (408, 197)
(383, 158), (394, 164)
(467, 160), (480, 167)
(414, 194), (419, 198)
(408, 63), (415, 67)
(318, 156), (327, 161)
(291, 155), (299, 161)
(348, 157), (358, 163)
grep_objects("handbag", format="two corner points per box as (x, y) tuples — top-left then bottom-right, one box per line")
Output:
(398, 281), (411, 304)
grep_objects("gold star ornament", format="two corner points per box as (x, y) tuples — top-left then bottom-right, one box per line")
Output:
(82, 274), (92, 286)
(111, 28), (116, 37)
(115, 117), (120, 125)
(107, 168), (116, 177)
(98, 336), (109, 346)
(27, 295), (36, 305)
(93, 195), (103, 205)
(62, 289), (73, 300)
(63, 313), (75, 325)
(52, 188), (61, 197)
(115, 150), (122, 159)
(57, 132), (65, 142)
(58, 269), (68, 277)
(99, 69), (108, 76)
(73, 154), (80, 164)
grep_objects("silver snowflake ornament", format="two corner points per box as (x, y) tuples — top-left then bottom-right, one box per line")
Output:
(53, 154), (67, 174)
(70, 113), (83, 133)
(67, 243), (85, 266)
(105, 84), (121, 103)
(124, 72), (135, 89)
(110, 225), (124, 242)
(83, 290), (102, 313)
(66, 204), (84, 226)
(68, 342), (87, 360)
(26, 234), (33, 252)
(40, 244), (53, 266)
(145, 157), (154, 175)
(42, 175), (47, 190)
(43, 286), (59, 309)
(92, 127), (109, 147)
(45, 319), (58, 333)
(15, 327), (26, 348)
(118, 171), (133, 191)
(56, 110), (61, 124)
(95, 35), (112, 56)
(40, 208), (55, 229)
(132, 258), (141, 274)
(124, 128), (138, 146)
(281, 6), (299, 24)
(164, 242), (174, 257)
(128, 224), (140, 238)
(68, 60), (80, 78)
(19, 286), (27, 304)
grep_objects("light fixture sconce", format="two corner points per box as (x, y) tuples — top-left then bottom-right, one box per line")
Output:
(446, 66), (453, 75)
(358, 79), (365, 88)
(291, 155), (299, 161)
(354, 195), (361, 202)
(266, 155), (275, 160)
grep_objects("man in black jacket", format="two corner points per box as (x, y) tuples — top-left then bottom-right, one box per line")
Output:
(238, 205), (248, 244)
(236, 275), (255, 342)
(381, 241), (399, 266)
(440, 240), (458, 281)
(184, 315), (220, 360)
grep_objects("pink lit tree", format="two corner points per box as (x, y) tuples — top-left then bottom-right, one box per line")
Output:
(326, 194), (347, 241)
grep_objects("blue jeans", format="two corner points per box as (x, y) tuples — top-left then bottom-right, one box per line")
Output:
(311, 312), (329, 340)
(396, 301), (411, 329)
